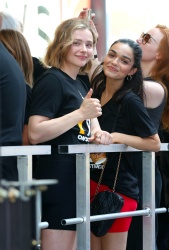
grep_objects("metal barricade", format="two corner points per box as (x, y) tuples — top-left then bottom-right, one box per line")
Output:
(0, 145), (51, 181)
(59, 143), (169, 250)
(0, 145), (58, 250)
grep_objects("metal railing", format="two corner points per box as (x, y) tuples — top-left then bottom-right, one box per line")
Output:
(0, 145), (57, 248)
(1, 144), (168, 249)
(58, 143), (169, 250)
(0, 145), (51, 181)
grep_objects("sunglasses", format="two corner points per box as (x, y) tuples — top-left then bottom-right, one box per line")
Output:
(141, 32), (157, 45)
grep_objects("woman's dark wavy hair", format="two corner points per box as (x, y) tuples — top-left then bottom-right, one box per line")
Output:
(91, 38), (144, 102)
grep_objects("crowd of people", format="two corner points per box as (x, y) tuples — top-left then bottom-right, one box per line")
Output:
(0, 7), (169, 250)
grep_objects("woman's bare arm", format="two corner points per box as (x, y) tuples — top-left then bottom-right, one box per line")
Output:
(28, 89), (102, 144)
(143, 80), (165, 108)
(111, 132), (160, 152)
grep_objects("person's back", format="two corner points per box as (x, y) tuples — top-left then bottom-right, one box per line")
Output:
(0, 42), (26, 180)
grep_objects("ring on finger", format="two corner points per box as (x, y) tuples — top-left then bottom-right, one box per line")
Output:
(96, 135), (101, 139)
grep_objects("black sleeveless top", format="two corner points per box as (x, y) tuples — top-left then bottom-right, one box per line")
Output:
(144, 77), (166, 130)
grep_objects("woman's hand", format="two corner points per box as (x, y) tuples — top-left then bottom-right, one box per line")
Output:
(79, 88), (102, 120)
(78, 7), (95, 20)
(89, 130), (112, 145)
(78, 8), (99, 42)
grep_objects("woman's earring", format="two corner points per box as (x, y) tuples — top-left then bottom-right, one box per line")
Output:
(127, 75), (132, 81)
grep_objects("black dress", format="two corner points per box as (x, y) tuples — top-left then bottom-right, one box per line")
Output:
(29, 67), (90, 230)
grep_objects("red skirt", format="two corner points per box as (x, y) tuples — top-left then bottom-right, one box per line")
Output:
(90, 179), (138, 232)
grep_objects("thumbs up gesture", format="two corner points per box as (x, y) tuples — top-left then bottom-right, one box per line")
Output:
(79, 89), (102, 120)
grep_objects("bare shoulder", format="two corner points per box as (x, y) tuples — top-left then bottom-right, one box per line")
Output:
(143, 80), (165, 108)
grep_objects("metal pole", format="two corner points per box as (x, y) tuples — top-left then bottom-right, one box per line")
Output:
(36, 188), (42, 246)
(76, 153), (90, 250)
(142, 152), (156, 250)
(61, 207), (167, 226)
(17, 155), (32, 181)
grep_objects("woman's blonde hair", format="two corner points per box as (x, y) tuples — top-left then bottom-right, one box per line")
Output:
(44, 18), (97, 73)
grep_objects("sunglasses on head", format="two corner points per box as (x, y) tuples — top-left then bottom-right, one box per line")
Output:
(141, 32), (157, 45)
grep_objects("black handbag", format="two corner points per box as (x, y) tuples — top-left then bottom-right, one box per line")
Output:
(90, 152), (124, 237)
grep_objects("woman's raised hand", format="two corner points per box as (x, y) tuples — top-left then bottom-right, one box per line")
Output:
(79, 88), (102, 120)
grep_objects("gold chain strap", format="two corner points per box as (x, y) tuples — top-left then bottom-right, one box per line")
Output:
(112, 152), (122, 192)
(94, 152), (122, 197)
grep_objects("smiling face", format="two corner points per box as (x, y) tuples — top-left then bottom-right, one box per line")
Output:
(103, 42), (137, 81)
(64, 28), (94, 69)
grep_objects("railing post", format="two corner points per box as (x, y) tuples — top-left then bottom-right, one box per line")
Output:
(76, 153), (90, 250)
(142, 151), (156, 250)
(17, 155), (32, 181)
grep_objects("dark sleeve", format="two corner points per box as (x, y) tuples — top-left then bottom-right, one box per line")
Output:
(29, 73), (63, 118)
(126, 94), (157, 137)
(32, 57), (47, 82)
(24, 84), (32, 124)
